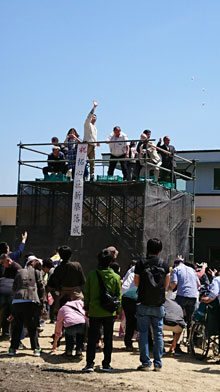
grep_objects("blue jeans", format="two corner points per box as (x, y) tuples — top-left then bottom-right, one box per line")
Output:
(64, 323), (86, 354)
(136, 304), (165, 368)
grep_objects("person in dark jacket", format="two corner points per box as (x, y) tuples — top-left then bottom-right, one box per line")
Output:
(8, 259), (44, 356)
(0, 254), (23, 338)
(42, 146), (68, 176)
(0, 231), (28, 270)
(157, 136), (176, 182)
(47, 245), (86, 313)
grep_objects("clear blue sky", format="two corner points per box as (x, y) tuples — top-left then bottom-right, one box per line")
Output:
(1, 0), (219, 194)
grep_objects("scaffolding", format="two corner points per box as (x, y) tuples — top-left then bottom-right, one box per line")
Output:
(16, 141), (196, 273)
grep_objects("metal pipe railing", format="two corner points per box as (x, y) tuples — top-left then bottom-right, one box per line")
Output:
(17, 139), (196, 184)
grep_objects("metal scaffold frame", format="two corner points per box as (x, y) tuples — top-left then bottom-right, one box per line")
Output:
(16, 140), (196, 271)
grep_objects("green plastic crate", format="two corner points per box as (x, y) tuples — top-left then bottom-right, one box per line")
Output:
(97, 175), (123, 182)
(44, 173), (70, 182)
(159, 181), (175, 189)
(138, 176), (155, 182)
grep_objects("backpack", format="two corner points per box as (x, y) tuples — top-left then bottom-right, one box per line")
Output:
(138, 258), (166, 307)
(96, 270), (120, 313)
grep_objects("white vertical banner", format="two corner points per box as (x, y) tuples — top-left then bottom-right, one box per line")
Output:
(70, 144), (88, 236)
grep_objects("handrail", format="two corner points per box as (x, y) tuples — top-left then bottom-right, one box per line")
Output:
(17, 140), (195, 182)
(18, 139), (194, 165)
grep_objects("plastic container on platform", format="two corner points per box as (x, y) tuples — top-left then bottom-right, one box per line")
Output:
(97, 175), (123, 182)
(43, 174), (70, 182)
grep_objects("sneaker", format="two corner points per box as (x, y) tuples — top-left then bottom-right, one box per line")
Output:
(137, 364), (152, 371)
(34, 348), (41, 357)
(101, 365), (114, 373)
(154, 366), (161, 372)
(82, 364), (94, 373)
(8, 348), (16, 356)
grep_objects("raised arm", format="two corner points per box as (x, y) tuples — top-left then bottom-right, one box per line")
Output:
(22, 231), (28, 244)
(91, 100), (98, 114)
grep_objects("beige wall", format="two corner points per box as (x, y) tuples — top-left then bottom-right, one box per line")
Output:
(195, 195), (220, 228)
(195, 208), (220, 229)
(0, 197), (17, 225)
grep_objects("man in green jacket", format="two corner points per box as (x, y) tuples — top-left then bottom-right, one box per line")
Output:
(82, 249), (121, 373)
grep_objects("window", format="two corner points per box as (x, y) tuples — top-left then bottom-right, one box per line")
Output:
(214, 168), (220, 190)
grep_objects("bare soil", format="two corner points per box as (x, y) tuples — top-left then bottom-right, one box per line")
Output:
(0, 321), (219, 392)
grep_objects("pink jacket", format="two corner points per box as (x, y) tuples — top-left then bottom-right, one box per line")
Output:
(55, 299), (85, 337)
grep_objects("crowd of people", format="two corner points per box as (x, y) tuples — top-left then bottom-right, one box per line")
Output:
(0, 234), (220, 372)
(42, 101), (176, 183)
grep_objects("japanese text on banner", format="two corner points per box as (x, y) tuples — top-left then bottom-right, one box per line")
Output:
(70, 144), (88, 236)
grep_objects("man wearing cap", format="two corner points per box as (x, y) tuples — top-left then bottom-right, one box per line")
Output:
(43, 146), (68, 176)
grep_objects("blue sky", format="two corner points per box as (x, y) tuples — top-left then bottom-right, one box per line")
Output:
(1, 0), (219, 194)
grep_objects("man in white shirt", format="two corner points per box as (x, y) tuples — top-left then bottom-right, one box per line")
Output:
(106, 126), (129, 180)
(83, 101), (100, 181)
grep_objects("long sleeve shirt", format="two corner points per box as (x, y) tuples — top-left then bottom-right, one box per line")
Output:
(9, 243), (25, 262)
(55, 300), (86, 337)
(84, 268), (121, 317)
(83, 112), (97, 144)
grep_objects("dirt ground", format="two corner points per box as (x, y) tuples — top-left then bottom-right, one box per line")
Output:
(0, 320), (220, 392)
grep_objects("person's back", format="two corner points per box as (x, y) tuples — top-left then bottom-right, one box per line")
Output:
(8, 263), (44, 356)
(164, 298), (185, 328)
(170, 261), (199, 339)
(163, 299), (186, 355)
(134, 238), (170, 372)
(82, 248), (121, 373)
(55, 260), (86, 288)
(172, 262), (198, 298)
(84, 267), (121, 317)
(136, 256), (169, 307)
(13, 265), (43, 302)
(53, 298), (86, 357)
(48, 245), (86, 291)
(55, 299), (85, 336)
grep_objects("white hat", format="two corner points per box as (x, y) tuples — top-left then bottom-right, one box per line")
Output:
(25, 255), (42, 268)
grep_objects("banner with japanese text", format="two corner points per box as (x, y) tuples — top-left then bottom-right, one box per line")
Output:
(70, 144), (88, 236)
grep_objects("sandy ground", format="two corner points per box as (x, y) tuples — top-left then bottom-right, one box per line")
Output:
(0, 320), (220, 392)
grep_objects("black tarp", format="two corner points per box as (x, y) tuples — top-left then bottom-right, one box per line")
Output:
(16, 181), (193, 275)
